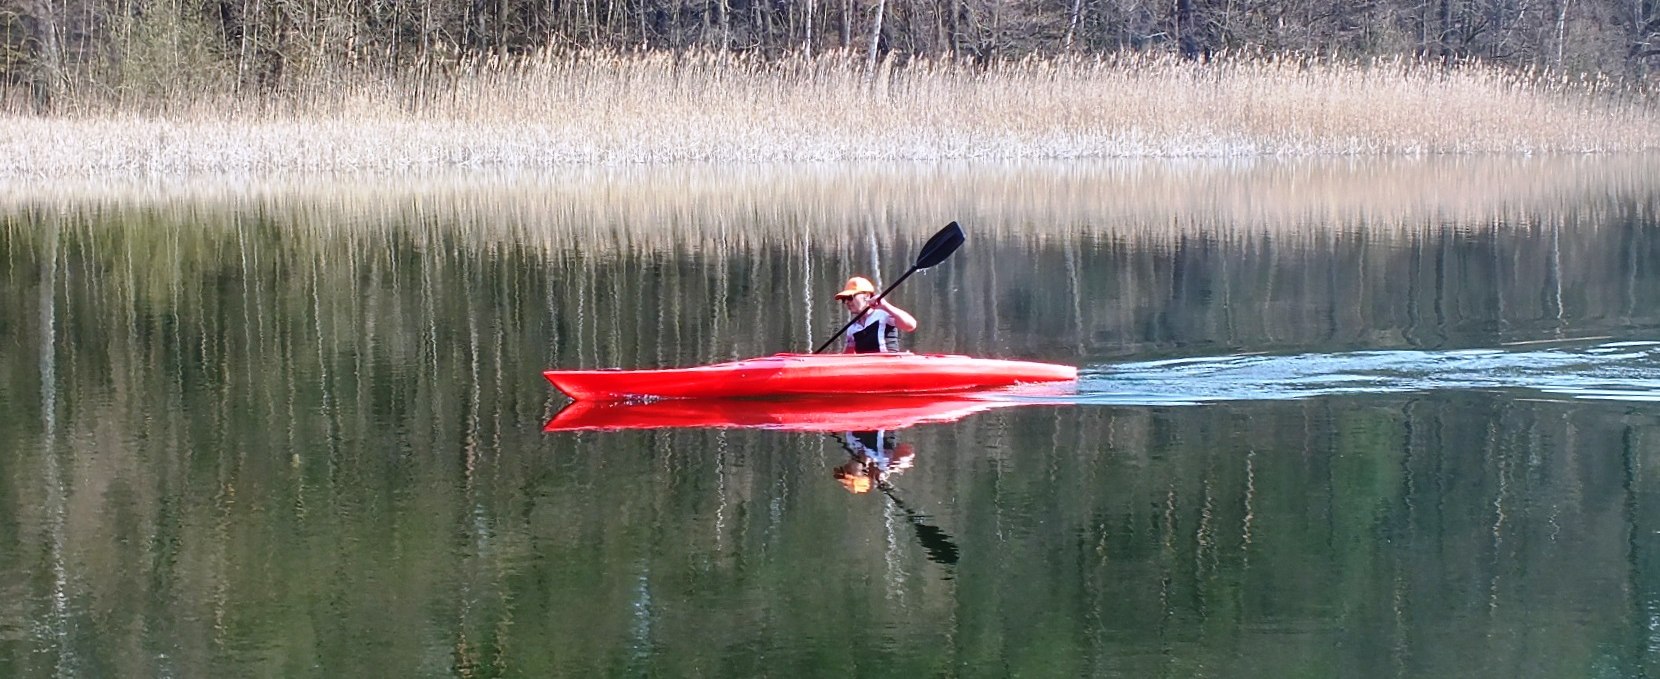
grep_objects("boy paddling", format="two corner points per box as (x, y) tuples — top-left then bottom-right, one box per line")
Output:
(834, 276), (918, 353)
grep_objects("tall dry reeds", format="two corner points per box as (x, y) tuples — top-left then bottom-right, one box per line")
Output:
(3, 51), (1657, 176)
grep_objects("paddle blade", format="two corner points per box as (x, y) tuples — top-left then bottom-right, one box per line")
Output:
(913, 222), (965, 270)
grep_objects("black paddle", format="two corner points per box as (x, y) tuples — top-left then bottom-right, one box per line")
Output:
(813, 221), (966, 354)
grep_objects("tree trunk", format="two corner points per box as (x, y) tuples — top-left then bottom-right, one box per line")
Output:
(1439, 0), (1455, 61)
(718, 0), (731, 50)
(806, 0), (815, 53)
(1555, 0), (1570, 66)
(1065, 0), (1084, 50)
(949, 0), (961, 57)
(19, 0), (63, 112)
(238, 0), (257, 86)
(1175, 0), (1197, 57)
(990, 0), (1002, 60)
(842, 0), (853, 49)
(639, 0), (649, 47)
(867, 0), (886, 73)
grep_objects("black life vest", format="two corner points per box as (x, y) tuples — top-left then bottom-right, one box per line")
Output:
(845, 309), (900, 353)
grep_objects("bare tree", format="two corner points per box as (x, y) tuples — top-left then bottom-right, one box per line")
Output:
(15, 0), (63, 110)
(866, 0), (885, 71)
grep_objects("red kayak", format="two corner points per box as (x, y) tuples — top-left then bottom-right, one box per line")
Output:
(543, 352), (1077, 401)
(543, 393), (1030, 432)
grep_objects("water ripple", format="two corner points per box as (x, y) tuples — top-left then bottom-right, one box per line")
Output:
(1063, 341), (1660, 406)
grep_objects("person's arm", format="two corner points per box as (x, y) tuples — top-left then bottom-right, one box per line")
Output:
(876, 298), (918, 332)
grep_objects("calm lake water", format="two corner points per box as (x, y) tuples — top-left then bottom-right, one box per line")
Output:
(6, 157), (1660, 677)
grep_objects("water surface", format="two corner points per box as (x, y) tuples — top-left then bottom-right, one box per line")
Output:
(5, 157), (1660, 677)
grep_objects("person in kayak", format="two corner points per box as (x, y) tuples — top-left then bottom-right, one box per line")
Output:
(834, 276), (918, 353)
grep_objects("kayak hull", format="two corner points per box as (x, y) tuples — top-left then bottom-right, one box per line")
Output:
(543, 352), (1077, 401)
(543, 393), (1025, 432)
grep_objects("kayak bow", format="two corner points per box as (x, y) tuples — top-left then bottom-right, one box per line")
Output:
(543, 352), (1077, 401)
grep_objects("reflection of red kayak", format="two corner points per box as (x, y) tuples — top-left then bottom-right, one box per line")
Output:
(543, 352), (1076, 401)
(542, 393), (1032, 432)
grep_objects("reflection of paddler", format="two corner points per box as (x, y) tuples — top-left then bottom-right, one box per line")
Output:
(832, 430), (960, 567)
(834, 430), (915, 494)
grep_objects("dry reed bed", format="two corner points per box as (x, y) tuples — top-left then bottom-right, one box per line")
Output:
(1, 52), (1657, 176)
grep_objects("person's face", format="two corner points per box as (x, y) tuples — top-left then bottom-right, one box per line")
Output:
(841, 292), (870, 313)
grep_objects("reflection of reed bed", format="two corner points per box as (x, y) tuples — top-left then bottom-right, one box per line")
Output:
(3, 155), (1657, 252)
(7, 156), (1657, 366)
(7, 154), (1657, 379)
(4, 53), (1658, 175)
(7, 162), (1658, 372)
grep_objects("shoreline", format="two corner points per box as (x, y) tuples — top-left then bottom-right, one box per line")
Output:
(4, 54), (1656, 177)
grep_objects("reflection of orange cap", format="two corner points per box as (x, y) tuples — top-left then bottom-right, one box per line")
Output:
(834, 462), (873, 493)
(838, 474), (872, 494)
(834, 277), (877, 299)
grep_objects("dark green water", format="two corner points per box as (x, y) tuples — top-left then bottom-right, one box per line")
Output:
(6, 158), (1660, 677)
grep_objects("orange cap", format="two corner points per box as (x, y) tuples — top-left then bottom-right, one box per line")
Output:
(835, 276), (877, 299)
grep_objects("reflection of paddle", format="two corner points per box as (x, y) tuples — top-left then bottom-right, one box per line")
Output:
(877, 481), (960, 566)
(813, 222), (966, 354)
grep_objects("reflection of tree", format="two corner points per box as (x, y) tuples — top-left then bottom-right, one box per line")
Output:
(993, 198), (1660, 360)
